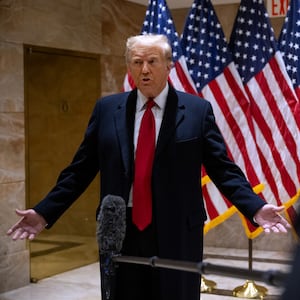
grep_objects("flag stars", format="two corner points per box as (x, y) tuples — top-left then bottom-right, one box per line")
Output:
(189, 13), (194, 20)
(241, 5), (247, 12)
(293, 66), (297, 73)
(189, 58), (195, 65)
(180, 0), (233, 90)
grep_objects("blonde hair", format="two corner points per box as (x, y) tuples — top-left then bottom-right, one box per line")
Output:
(125, 34), (173, 64)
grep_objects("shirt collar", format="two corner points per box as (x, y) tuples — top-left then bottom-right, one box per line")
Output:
(137, 83), (169, 112)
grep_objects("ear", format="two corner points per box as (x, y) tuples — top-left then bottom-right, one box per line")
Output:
(167, 61), (173, 72)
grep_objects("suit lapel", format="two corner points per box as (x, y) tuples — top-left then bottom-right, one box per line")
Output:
(114, 89), (137, 179)
(155, 85), (184, 158)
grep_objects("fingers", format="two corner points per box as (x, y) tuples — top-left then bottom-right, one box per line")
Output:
(9, 227), (37, 241)
(28, 233), (36, 240)
(272, 205), (285, 213)
(10, 228), (26, 241)
(15, 208), (33, 217)
(276, 223), (288, 233)
(7, 209), (30, 236)
(279, 217), (291, 229)
(275, 213), (291, 230)
(7, 218), (25, 237)
(269, 224), (283, 233)
(263, 221), (289, 234)
(6, 228), (14, 236)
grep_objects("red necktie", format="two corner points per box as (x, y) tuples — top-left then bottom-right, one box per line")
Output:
(132, 99), (156, 231)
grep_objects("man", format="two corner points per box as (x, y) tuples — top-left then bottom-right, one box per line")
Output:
(7, 34), (290, 300)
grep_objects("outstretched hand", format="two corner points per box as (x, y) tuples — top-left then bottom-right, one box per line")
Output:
(254, 204), (291, 233)
(7, 209), (47, 241)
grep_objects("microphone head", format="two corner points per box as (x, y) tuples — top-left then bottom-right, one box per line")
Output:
(96, 194), (126, 254)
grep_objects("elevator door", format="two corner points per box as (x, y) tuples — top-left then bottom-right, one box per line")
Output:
(24, 45), (101, 281)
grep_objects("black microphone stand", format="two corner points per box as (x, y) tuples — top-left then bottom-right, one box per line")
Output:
(112, 253), (287, 287)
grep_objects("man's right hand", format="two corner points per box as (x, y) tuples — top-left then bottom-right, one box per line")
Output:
(7, 209), (47, 241)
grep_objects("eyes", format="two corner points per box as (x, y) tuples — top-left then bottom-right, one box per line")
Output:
(131, 58), (159, 67)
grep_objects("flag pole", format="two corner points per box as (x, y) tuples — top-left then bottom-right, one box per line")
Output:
(232, 239), (268, 298)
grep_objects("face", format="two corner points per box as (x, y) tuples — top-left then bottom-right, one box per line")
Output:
(127, 45), (171, 98)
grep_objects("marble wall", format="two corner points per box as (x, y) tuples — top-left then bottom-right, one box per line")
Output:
(0, 0), (293, 293)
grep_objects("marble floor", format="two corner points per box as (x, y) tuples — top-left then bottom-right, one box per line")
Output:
(0, 242), (292, 300)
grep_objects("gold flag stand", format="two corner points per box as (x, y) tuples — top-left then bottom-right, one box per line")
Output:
(201, 276), (216, 293)
(233, 239), (268, 299)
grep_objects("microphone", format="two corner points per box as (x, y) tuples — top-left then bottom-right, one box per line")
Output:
(96, 195), (126, 300)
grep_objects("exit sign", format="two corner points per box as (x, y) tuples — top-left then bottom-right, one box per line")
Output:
(266, 0), (289, 18)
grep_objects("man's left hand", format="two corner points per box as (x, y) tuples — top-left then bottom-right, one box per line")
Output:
(254, 204), (291, 233)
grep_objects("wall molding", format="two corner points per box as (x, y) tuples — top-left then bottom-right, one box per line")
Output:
(126, 0), (240, 9)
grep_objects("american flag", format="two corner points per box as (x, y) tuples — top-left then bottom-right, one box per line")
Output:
(229, 0), (300, 225)
(180, 0), (267, 238)
(278, 0), (300, 124)
(123, 0), (197, 94)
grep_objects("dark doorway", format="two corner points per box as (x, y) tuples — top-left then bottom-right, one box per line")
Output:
(24, 45), (101, 281)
